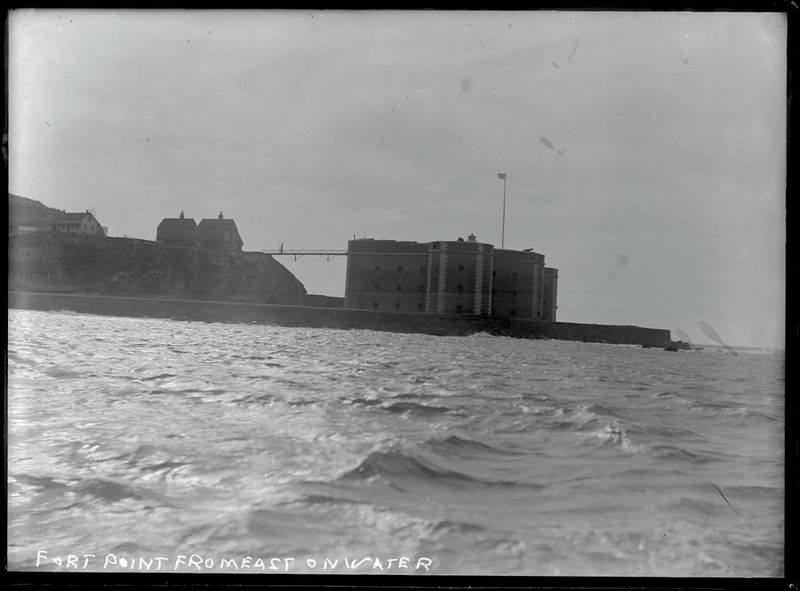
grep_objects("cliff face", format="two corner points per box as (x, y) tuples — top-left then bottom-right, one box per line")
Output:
(8, 193), (64, 231)
(8, 232), (307, 305)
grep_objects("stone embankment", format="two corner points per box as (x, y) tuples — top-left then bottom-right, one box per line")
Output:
(9, 291), (672, 346)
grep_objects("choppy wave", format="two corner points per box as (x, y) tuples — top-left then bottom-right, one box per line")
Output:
(339, 449), (529, 489)
(6, 309), (784, 576)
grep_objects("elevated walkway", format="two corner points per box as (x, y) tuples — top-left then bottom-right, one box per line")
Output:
(261, 249), (346, 261)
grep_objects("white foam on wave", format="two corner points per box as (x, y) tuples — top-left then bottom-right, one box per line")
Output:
(571, 405), (598, 426)
(559, 403), (599, 428)
(590, 420), (640, 453)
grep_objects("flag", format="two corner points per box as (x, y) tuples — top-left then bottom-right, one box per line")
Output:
(497, 172), (506, 179)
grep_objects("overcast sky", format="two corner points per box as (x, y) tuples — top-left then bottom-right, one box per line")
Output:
(9, 10), (786, 348)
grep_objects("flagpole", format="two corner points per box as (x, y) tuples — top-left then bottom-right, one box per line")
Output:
(502, 176), (506, 249)
(498, 172), (507, 249)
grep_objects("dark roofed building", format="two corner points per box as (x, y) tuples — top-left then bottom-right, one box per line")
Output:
(157, 211), (198, 247)
(197, 212), (243, 251)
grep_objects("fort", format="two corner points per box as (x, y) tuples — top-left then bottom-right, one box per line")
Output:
(8, 193), (674, 347)
(343, 235), (558, 321)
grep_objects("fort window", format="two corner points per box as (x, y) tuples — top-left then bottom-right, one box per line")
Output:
(396, 285), (402, 291)
(374, 284), (380, 290)
(456, 304), (463, 312)
(512, 272), (517, 280)
(397, 265), (404, 272)
(510, 309), (516, 316)
(372, 302), (379, 309)
(420, 266), (426, 273)
(419, 285), (424, 292)
(374, 265), (381, 271)
(395, 303), (401, 310)
(458, 264), (465, 272)
(417, 304), (424, 311)
(457, 285), (464, 293)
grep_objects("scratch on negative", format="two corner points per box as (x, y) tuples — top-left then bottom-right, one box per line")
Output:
(704, 517), (718, 540)
(707, 480), (747, 524)
(568, 24), (582, 62)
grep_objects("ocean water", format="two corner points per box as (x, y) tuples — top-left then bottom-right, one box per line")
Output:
(7, 309), (784, 576)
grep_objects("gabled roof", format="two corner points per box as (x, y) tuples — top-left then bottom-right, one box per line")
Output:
(61, 211), (96, 221)
(196, 216), (243, 248)
(197, 218), (240, 231)
(158, 217), (197, 227)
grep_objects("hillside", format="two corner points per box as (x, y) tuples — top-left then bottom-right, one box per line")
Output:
(9, 231), (307, 305)
(8, 193), (65, 232)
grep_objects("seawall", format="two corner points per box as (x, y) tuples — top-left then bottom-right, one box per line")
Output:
(510, 319), (672, 347)
(8, 291), (671, 346)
